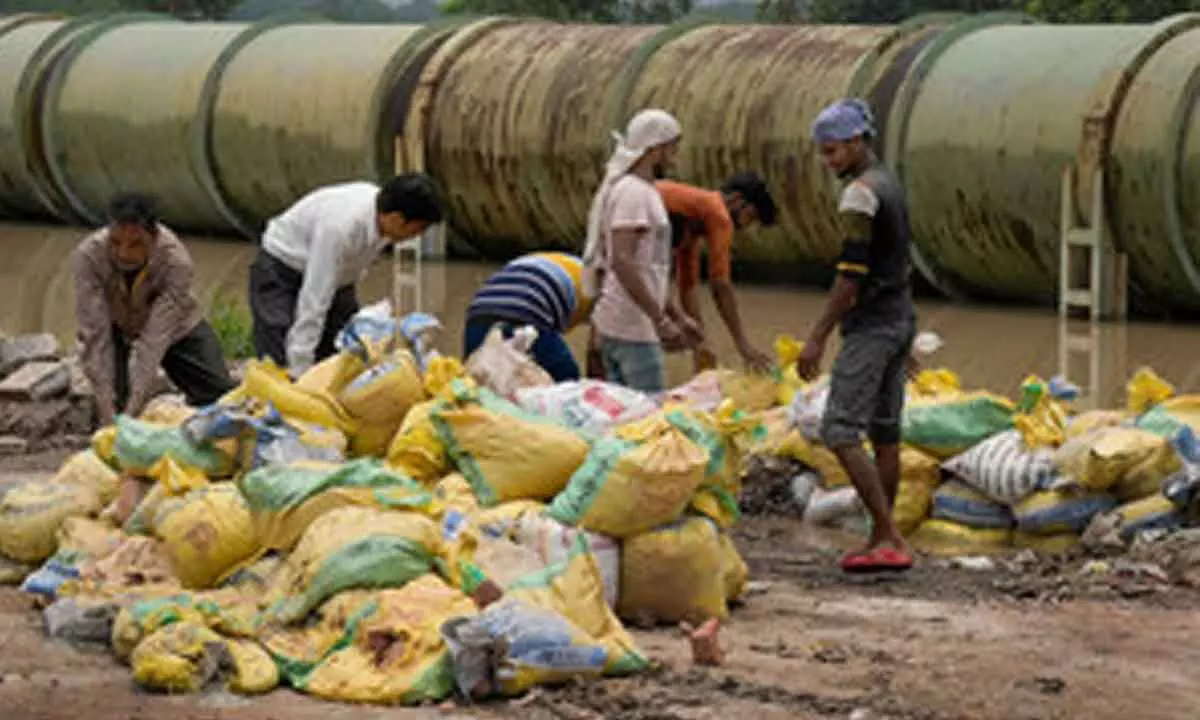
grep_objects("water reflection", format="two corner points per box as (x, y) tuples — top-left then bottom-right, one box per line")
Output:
(2, 222), (1197, 406)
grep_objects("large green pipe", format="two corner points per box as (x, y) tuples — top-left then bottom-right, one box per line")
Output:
(41, 15), (253, 231)
(1108, 15), (1200, 312)
(0, 14), (93, 222)
(208, 20), (464, 237)
(886, 13), (1200, 309)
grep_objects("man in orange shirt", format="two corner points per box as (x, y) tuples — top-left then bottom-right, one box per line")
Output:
(659, 172), (778, 373)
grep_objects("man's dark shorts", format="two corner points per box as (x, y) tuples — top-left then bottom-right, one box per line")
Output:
(820, 323), (915, 449)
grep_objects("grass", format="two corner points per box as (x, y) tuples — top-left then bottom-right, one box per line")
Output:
(210, 295), (256, 360)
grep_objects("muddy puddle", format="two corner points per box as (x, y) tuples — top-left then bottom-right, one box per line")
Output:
(3, 221), (1199, 406)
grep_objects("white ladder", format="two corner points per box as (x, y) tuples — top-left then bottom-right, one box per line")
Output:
(1057, 167), (1128, 410)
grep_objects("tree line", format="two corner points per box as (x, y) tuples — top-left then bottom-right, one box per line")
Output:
(1, 0), (1197, 26)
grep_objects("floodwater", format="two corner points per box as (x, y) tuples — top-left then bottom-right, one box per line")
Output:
(4, 221), (1199, 407)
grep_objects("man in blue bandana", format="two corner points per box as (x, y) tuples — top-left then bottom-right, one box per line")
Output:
(796, 98), (918, 574)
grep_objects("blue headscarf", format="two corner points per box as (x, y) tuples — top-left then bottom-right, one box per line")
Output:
(811, 98), (875, 144)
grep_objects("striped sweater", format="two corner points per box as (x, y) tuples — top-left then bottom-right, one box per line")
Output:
(466, 252), (589, 333)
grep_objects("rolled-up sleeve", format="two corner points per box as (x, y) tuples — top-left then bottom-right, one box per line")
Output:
(73, 246), (116, 421)
(286, 216), (351, 374)
(127, 250), (197, 414)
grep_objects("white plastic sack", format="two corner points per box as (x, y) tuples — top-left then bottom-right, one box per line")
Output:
(516, 512), (620, 608)
(465, 325), (553, 400)
(660, 371), (723, 412)
(787, 376), (831, 441)
(942, 429), (1057, 504)
(515, 380), (659, 437)
(802, 486), (863, 526)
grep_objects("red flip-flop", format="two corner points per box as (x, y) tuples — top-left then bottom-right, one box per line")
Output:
(840, 547), (914, 574)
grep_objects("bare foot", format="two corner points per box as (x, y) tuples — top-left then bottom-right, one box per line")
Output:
(680, 618), (724, 666)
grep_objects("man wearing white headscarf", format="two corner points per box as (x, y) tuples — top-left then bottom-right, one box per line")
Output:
(581, 108), (703, 393)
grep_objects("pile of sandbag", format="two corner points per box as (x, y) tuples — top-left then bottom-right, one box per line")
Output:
(0, 306), (792, 707)
(746, 359), (1200, 557)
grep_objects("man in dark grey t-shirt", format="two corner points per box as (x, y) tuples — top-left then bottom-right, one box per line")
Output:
(796, 98), (918, 574)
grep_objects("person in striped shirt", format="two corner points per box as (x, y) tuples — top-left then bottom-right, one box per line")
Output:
(462, 252), (593, 381)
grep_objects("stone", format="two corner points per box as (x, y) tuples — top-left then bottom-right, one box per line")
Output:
(0, 361), (69, 401)
(0, 436), (28, 455)
(0, 334), (59, 376)
(64, 356), (92, 399)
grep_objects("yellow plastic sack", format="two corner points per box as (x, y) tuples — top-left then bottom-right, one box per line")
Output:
(546, 408), (711, 538)
(1114, 445), (1182, 502)
(386, 399), (449, 483)
(719, 371), (778, 413)
(1012, 375), (1070, 449)
(423, 355), (466, 398)
(139, 396), (196, 426)
(153, 483), (260, 589)
(481, 534), (647, 695)
(52, 450), (121, 504)
(1066, 410), (1128, 439)
(1127, 367), (1174, 414)
(296, 351), (367, 395)
(471, 500), (544, 539)
(242, 459), (438, 552)
(124, 456), (211, 536)
(895, 447), (940, 535)
(1013, 490), (1117, 536)
(750, 407), (814, 463)
(0, 480), (105, 563)
(238, 359), (357, 435)
(112, 589), (262, 661)
(909, 519), (1013, 556)
(435, 383), (590, 506)
(773, 334), (805, 406)
(619, 516), (728, 626)
(340, 350), (426, 457)
(264, 507), (445, 624)
(92, 425), (118, 467)
(55, 517), (124, 562)
(225, 639), (281, 694)
(1110, 493), (1180, 539)
(908, 368), (962, 396)
(130, 622), (278, 695)
(302, 575), (476, 705)
(1013, 532), (1080, 554)
(434, 473), (479, 518)
(1053, 427), (1172, 493)
(719, 533), (749, 603)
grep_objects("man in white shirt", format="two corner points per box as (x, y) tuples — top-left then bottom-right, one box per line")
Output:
(248, 173), (444, 375)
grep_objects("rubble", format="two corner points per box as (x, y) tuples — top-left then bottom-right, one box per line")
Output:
(0, 361), (70, 401)
(0, 333), (59, 376)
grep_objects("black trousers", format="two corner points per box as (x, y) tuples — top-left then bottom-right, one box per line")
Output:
(114, 320), (235, 408)
(248, 247), (360, 368)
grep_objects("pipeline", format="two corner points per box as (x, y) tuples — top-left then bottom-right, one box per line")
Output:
(2, 12), (1200, 313)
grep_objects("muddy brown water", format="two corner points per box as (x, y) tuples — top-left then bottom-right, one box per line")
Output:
(4, 221), (1199, 407)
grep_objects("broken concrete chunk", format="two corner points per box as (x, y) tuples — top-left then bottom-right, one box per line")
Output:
(0, 436), (28, 455)
(64, 356), (93, 399)
(0, 334), (59, 376)
(0, 361), (69, 401)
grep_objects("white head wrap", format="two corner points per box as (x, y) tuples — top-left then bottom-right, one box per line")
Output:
(581, 108), (682, 298)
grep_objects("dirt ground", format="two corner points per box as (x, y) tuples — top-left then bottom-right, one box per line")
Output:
(2, 449), (1200, 720)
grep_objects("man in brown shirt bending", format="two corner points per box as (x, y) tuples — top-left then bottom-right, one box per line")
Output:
(73, 193), (234, 425)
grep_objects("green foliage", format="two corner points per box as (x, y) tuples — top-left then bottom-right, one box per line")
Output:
(210, 295), (255, 360)
(756, 0), (1200, 23)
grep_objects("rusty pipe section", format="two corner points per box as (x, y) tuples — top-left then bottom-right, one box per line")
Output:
(42, 17), (249, 230)
(623, 21), (953, 267)
(420, 22), (664, 257)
